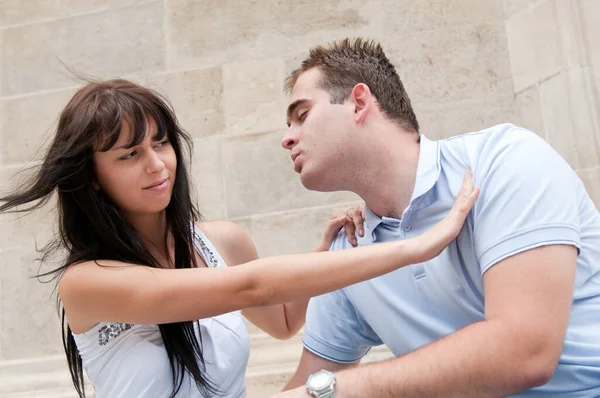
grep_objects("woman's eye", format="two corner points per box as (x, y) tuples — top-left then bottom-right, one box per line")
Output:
(119, 151), (137, 160)
(298, 111), (308, 121)
(155, 139), (170, 148)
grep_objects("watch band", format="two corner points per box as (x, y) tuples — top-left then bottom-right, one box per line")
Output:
(306, 369), (336, 398)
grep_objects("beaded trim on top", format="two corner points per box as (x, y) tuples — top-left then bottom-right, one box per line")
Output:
(95, 227), (218, 346)
(193, 228), (219, 268)
(98, 323), (132, 346)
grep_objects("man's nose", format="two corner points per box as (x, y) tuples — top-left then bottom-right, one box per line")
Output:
(281, 128), (298, 150)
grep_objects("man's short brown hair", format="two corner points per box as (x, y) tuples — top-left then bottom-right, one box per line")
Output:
(285, 38), (419, 133)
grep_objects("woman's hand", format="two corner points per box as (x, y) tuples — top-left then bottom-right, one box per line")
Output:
(411, 169), (480, 263)
(315, 204), (365, 252)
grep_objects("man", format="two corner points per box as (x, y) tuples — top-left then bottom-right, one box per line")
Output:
(273, 38), (600, 397)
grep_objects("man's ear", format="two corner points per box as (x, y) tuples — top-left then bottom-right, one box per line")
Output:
(349, 83), (372, 124)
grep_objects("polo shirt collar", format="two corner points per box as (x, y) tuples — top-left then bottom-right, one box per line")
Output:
(358, 134), (441, 245)
(410, 134), (441, 206)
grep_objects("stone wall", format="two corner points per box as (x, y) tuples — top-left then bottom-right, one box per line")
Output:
(0, 0), (597, 396)
(506, 0), (600, 201)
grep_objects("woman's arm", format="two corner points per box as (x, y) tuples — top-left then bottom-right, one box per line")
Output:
(205, 209), (364, 339)
(59, 171), (478, 331)
(202, 221), (297, 339)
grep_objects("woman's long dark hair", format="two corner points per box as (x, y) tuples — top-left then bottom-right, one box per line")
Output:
(0, 79), (217, 397)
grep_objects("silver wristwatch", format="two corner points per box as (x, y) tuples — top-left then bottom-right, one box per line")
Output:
(306, 369), (336, 398)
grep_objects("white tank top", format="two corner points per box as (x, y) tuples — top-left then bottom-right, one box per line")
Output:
(72, 226), (250, 397)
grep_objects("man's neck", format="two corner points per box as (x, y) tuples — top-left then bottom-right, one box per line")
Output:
(352, 134), (420, 219)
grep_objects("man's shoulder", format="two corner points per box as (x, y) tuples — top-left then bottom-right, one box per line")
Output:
(440, 123), (543, 152)
(329, 228), (356, 251)
(437, 123), (549, 177)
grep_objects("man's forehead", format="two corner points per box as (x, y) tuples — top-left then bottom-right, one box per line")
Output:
(288, 68), (324, 103)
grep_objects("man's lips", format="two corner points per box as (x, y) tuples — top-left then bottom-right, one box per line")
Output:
(292, 155), (303, 173)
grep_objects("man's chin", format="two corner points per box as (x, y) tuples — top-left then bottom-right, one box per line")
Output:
(299, 169), (330, 192)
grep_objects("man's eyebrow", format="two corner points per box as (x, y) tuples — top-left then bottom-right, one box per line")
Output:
(286, 99), (309, 127)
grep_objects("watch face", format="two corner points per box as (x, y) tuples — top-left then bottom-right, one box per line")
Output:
(309, 371), (333, 390)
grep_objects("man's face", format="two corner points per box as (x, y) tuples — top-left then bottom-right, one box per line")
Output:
(282, 68), (353, 191)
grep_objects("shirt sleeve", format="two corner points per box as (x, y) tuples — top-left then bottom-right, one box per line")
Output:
(302, 288), (383, 364)
(473, 125), (581, 274)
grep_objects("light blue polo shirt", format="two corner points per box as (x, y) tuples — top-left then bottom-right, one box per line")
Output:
(303, 123), (600, 397)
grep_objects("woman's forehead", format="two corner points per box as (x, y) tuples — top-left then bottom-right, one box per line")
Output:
(106, 117), (160, 151)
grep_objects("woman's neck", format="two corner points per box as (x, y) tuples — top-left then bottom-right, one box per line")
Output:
(126, 211), (172, 265)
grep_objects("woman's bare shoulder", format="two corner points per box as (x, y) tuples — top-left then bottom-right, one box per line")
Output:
(195, 221), (258, 266)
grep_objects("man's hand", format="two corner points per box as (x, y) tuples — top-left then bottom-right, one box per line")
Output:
(271, 386), (311, 398)
(279, 244), (576, 398)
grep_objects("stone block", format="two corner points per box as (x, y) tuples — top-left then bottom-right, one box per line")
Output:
(555, 0), (587, 69)
(579, 0), (600, 65)
(0, 206), (56, 252)
(0, 0), (59, 27)
(166, 0), (375, 69)
(252, 205), (349, 258)
(0, 88), (76, 165)
(540, 72), (579, 168)
(0, 248), (63, 360)
(375, 0), (503, 35)
(578, 167), (600, 207)
(0, 166), (58, 251)
(506, 0), (562, 92)
(0, 0), (158, 28)
(594, 62), (600, 114)
(283, 53), (308, 85)
(540, 74), (578, 168)
(415, 95), (521, 140)
(191, 137), (227, 221)
(142, 68), (224, 138)
(0, 249), (1, 358)
(515, 84), (546, 139)
(503, 0), (543, 17)
(540, 68), (600, 170)
(384, 23), (513, 107)
(0, 164), (24, 193)
(246, 372), (292, 398)
(1, 2), (164, 96)
(222, 59), (286, 135)
(59, 0), (155, 15)
(564, 67), (600, 169)
(222, 131), (359, 218)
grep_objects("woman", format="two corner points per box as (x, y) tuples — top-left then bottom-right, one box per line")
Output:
(0, 79), (479, 398)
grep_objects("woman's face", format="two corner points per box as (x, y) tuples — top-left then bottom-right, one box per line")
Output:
(93, 118), (177, 218)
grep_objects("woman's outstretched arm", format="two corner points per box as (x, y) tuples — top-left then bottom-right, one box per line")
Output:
(59, 170), (478, 331)
(207, 208), (364, 339)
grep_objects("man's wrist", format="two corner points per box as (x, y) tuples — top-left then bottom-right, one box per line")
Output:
(306, 369), (336, 397)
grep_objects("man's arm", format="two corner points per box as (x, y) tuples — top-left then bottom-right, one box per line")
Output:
(273, 127), (581, 397)
(284, 349), (357, 390)
(275, 244), (576, 397)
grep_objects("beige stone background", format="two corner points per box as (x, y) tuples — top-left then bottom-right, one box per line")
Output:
(0, 0), (598, 396)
